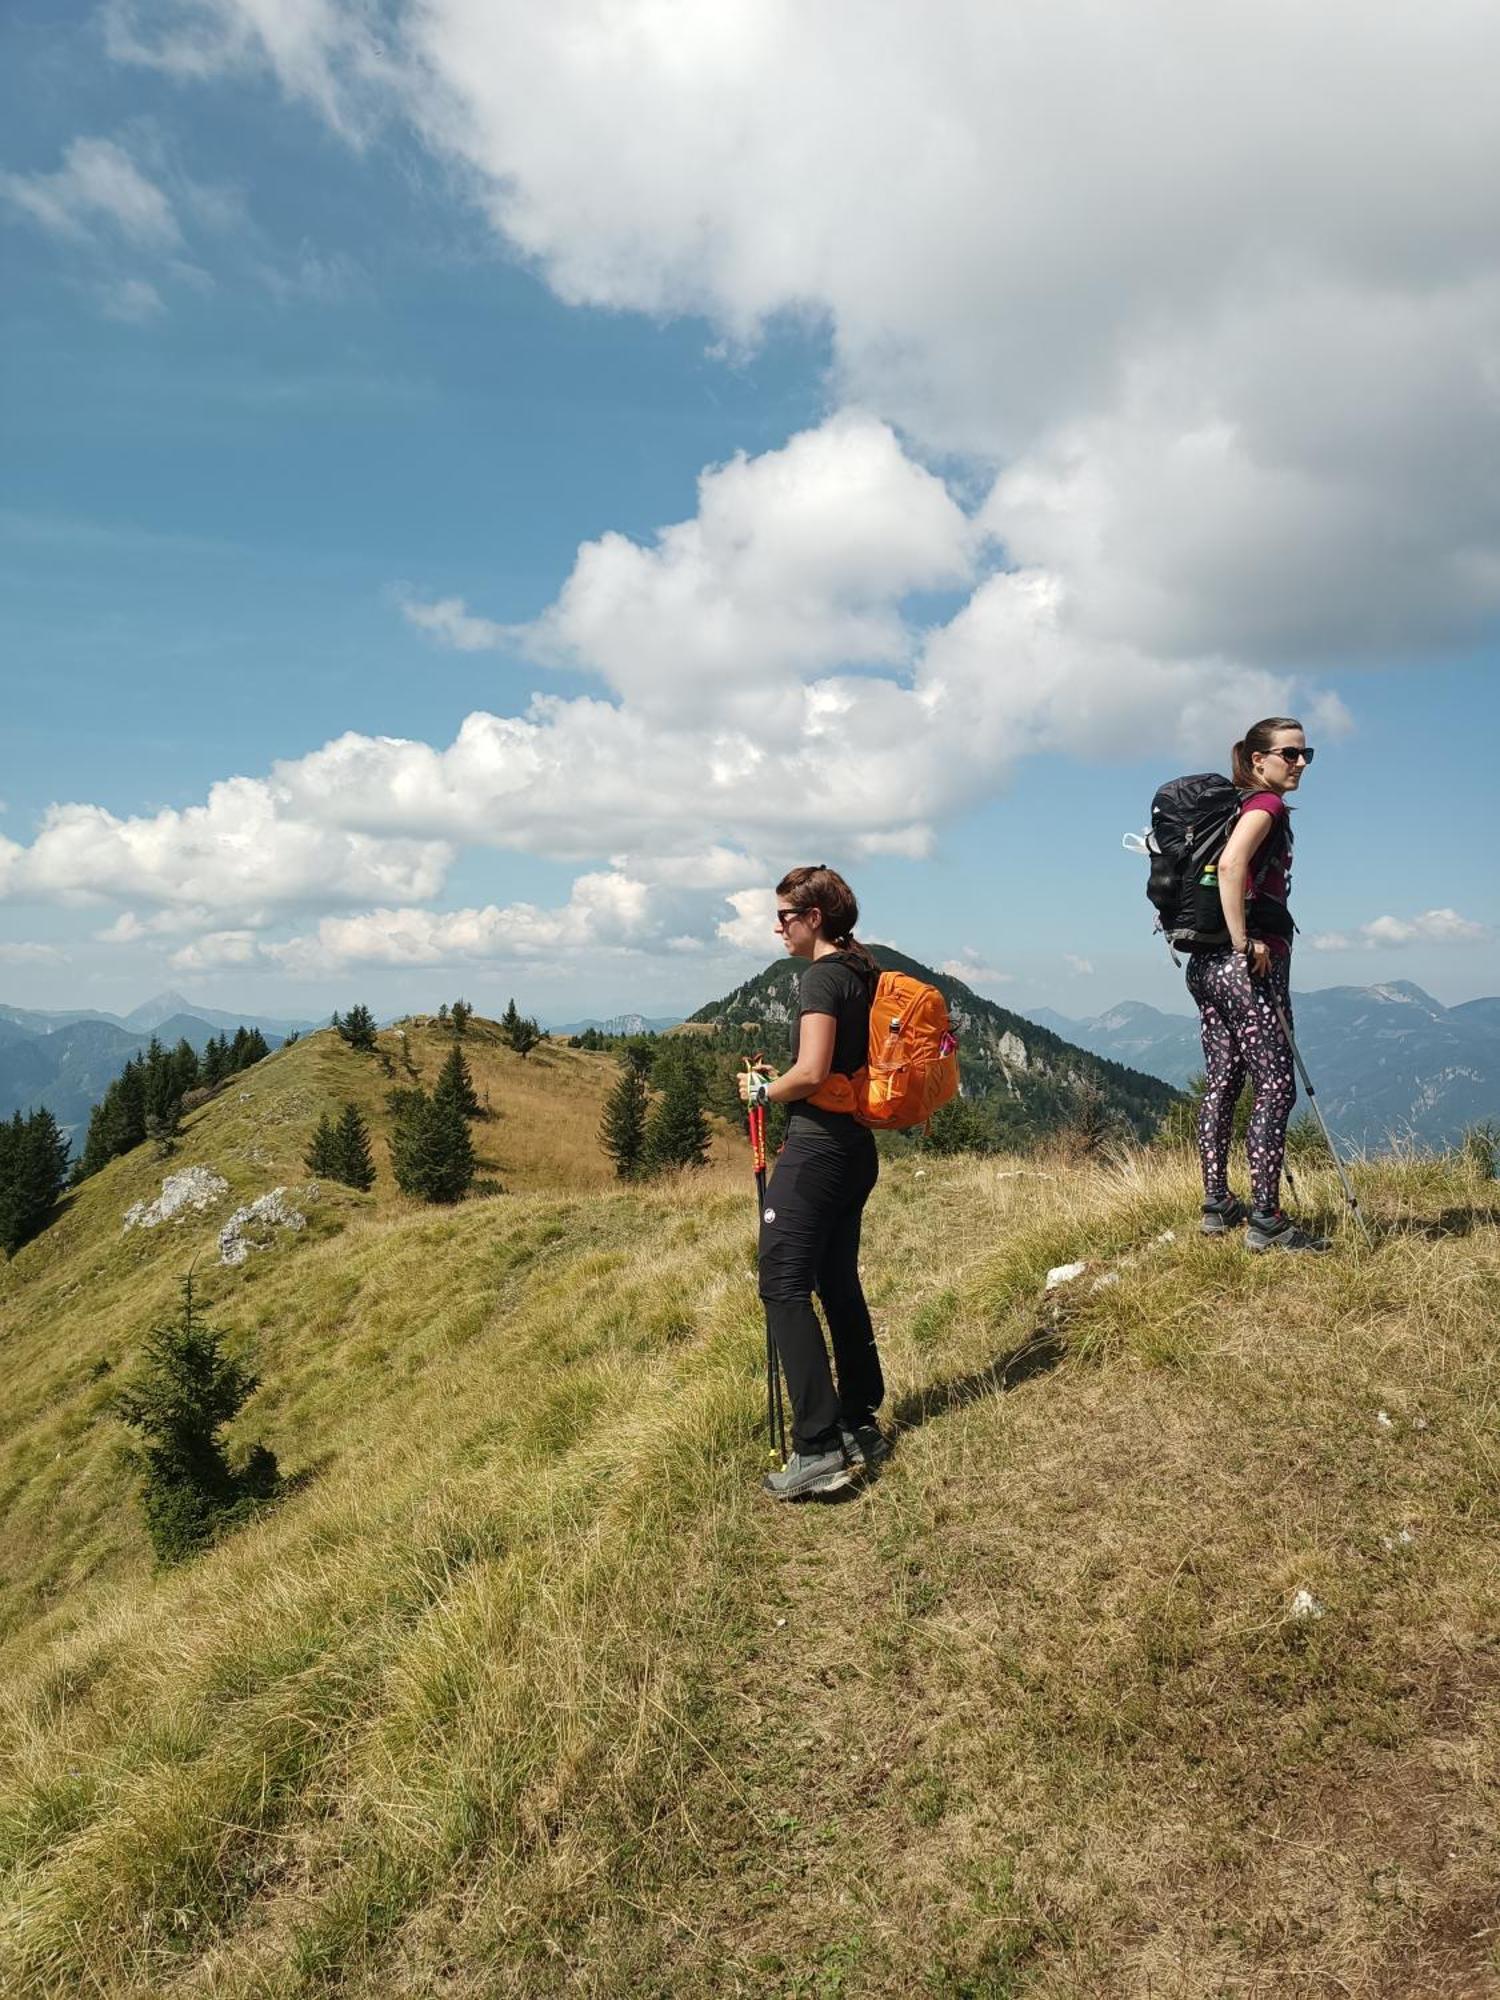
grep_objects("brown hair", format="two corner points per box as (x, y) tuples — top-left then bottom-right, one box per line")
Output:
(776, 864), (879, 976)
(1232, 716), (1303, 790)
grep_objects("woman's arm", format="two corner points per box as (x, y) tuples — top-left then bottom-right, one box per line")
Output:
(1218, 808), (1274, 970)
(765, 1013), (836, 1104)
(737, 1013), (837, 1106)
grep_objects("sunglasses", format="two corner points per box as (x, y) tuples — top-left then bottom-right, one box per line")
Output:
(1265, 746), (1315, 765)
(775, 906), (814, 929)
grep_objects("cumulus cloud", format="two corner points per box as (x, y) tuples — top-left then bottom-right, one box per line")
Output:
(1063, 955), (1094, 976)
(129, 0), (1500, 674)
(5, 414), (1325, 977)
(940, 949), (1014, 993)
(1308, 908), (1490, 951)
(204, 871), (657, 975)
(401, 593), (507, 651)
(2, 780), (451, 922)
(522, 412), (975, 717)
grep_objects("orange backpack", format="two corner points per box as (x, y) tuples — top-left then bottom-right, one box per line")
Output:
(807, 969), (960, 1130)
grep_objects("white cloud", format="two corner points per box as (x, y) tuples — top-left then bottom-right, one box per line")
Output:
(6, 414), (1326, 979)
(717, 888), (778, 956)
(0, 941), (67, 966)
(402, 594), (507, 651)
(169, 928), (263, 971)
(1, 136), (180, 247)
(256, 871), (655, 974)
(1308, 908), (1489, 952)
(941, 948), (1014, 991)
(4, 780), (451, 923)
(140, 0), (1500, 676)
(1064, 954), (1094, 976)
(520, 411), (974, 718)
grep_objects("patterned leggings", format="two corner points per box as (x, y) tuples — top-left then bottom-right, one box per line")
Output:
(1185, 948), (1296, 1214)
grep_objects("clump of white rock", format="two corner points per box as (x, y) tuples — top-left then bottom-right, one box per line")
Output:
(122, 1168), (312, 1266)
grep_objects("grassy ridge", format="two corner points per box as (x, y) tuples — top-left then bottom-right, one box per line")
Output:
(0, 1033), (1497, 1995)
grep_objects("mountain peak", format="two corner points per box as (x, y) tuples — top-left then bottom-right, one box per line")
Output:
(122, 990), (199, 1031)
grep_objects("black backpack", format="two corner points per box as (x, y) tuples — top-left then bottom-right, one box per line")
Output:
(1144, 773), (1291, 953)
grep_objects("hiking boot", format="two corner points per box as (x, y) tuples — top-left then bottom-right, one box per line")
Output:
(840, 1422), (892, 1469)
(762, 1448), (860, 1501)
(1246, 1211), (1330, 1254)
(1200, 1193), (1249, 1236)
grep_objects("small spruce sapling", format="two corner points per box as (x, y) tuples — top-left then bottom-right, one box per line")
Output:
(113, 1274), (280, 1565)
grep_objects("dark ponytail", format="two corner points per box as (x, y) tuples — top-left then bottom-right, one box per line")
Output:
(1232, 716), (1302, 790)
(775, 863), (880, 979)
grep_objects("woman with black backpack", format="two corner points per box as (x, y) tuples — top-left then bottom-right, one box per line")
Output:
(737, 864), (890, 1499)
(1187, 716), (1328, 1253)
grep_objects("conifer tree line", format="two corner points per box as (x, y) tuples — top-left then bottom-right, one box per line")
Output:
(600, 1037), (711, 1179)
(75, 1028), (270, 1184)
(0, 1106), (70, 1257)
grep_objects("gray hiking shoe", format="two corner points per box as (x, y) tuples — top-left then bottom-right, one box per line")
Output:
(762, 1448), (860, 1501)
(1201, 1194), (1249, 1236)
(840, 1422), (892, 1469)
(1246, 1211), (1330, 1254)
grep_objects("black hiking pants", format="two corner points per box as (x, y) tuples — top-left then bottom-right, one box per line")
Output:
(758, 1116), (882, 1457)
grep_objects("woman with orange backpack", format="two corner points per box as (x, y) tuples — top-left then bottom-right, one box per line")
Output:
(737, 864), (891, 1500)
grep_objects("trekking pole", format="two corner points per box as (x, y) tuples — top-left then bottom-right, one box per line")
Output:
(744, 1064), (786, 1462)
(1270, 995), (1375, 1248)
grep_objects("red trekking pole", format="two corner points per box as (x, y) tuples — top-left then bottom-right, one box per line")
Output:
(745, 1063), (786, 1462)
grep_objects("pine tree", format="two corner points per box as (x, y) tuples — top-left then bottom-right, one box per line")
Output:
(644, 1045), (710, 1173)
(0, 1108), (70, 1256)
(170, 1038), (201, 1095)
(242, 1028), (270, 1065)
(145, 1045), (183, 1157)
(389, 1087), (474, 1203)
(333, 1103), (376, 1191)
(202, 1035), (227, 1088)
(305, 1110), (340, 1178)
(229, 1026), (251, 1071)
(434, 1044), (481, 1120)
(500, 998), (523, 1045)
(599, 1060), (649, 1180)
(337, 1004), (378, 1052)
(450, 998), (472, 1037)
(113, 1275), (280, 1565)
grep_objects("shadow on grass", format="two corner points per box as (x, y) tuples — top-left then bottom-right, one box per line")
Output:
(1369, 1204), (1499, 1242)
(891, 1326), (1067, 1436)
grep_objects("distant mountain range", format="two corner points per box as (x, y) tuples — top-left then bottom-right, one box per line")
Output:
(689, 947), (1182, 1143)
(546, 1014), (685, 1037)
(1025, 982), (1500, 1151)
(0, 991), (317, 1143)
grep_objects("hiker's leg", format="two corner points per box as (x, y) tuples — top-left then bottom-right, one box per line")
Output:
(1241, 955), (1297, 1214)
(758, 1134), (843, 1455)
(1187, 952), (1247, 1203)
(815, 1141), (883, 1427)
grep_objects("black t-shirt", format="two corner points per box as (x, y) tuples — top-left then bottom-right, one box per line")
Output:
(788, 951), (876, 1138)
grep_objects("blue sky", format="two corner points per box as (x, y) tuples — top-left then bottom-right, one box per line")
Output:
(2, 0), (1497, 1025)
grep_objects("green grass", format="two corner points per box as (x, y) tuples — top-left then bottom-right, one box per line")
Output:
(0, 1037), (1497, 1995)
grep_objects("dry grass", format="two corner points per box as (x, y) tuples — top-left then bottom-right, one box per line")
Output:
(0, 1045), (1496, 1998)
